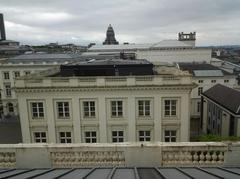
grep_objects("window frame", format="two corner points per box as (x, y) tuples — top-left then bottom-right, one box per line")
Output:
(3, 72), (10, 80)
(84, 131), (97, 143)
(111, 100), (123, 117)
(59, 131), (72, 143)
(56, 101), (70, 119)
(30, 102), (44, 119)
(83, 101), (96, 118)
(164, 130), (177, 142)
(13, 71), (20, 78)
(164, 99), (177, 117)
(33, 132), (47, 143)
(7, 103), (14, 113)
(138, 130), (151, 142)
(112, 130), (124, 143)
(4, 84), (11, 97)
(138, 100), (151, 117)
(198, 87), (203, 96)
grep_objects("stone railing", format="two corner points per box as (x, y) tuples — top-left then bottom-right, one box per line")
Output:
(162, 142), (227, 166)
(0, 142), (239, 168)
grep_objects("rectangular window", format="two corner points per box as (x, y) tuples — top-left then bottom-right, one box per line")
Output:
(83, 101), (95, 117)
(198, 80), (203, 83)
(34, 132), (47, 143)
(25, 71), (31, 75)
(112, 131), (124, 143)
(57, 102), (70, 118)
(139, 130), (151, 142)
(198, 87), (203, 96)
(164, 130), (177, 142)
(138, 100), (150, 116)
(13, 71), (20, 78)
(197, 101), (201, 113)
(111, 101), (123, 117)
(5, 84), (11, 97)
(59, 132), (72, 143)
(211, 80), (216, 83)
(85, 131), (97, 143)
(3, 72), (10, 80)
(164, 100), (177, 117)
(31, 102), (44, 118)
(224, 79), (229, 83)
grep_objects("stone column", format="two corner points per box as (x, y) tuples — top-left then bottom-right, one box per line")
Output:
(72, 98), (81, 143)
(46, 97), (56, 143)
(180, 93), (190, 141)
(18, 97), (31, 143)
(98, 96), (107, 143)
(154, 96), (161, 141)
(128, 97), (136, 141)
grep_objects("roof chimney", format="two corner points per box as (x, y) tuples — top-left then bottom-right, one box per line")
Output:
(0, 13), (6, 41)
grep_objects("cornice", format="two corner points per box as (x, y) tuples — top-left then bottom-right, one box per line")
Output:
(14, 84), (196, 93)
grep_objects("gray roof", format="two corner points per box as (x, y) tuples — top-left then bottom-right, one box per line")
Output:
(202, 84), (240, 115)
(178, 63), (233, 76)
(0, 167), (239, 179)
(89, 40), (192, 51)
(64, 59), (151, 66)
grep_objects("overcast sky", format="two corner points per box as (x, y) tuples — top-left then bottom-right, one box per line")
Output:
(1, 0), (240, 46)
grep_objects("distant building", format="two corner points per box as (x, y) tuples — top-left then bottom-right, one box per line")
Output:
(87, 32), (212, 63)
(201, 84), (240, 137)
(103, 24), (119, 45)
(178, 63), (237, 139)
(15, 59), (195, 143)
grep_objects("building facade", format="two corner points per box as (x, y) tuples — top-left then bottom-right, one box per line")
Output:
(202, 84), (240, 137)
(178, 63), (237, 139)
(15, 60), (195, 143)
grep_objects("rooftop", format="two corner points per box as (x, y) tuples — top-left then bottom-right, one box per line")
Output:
(202, 84), (240, 115)
(89, 40), (193, 51)
(178, 63), (233, 76)
(0, 167), (239, 179)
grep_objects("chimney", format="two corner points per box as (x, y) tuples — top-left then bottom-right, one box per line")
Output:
(0, 13), (6, 41)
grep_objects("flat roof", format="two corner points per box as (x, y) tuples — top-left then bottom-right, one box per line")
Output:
(0, 167), (239, 179)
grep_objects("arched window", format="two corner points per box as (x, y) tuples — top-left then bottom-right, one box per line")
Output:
(7, 103), (14, 113)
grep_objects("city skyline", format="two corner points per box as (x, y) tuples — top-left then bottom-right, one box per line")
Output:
(1, 0), (240, 46)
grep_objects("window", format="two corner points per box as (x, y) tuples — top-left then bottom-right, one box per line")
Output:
(164, 100), (177, 117)
(198, 87), (203, 96)
(25, 71), (31, 75)
(211, 80), (216, 83)
(59, 132), (72, 143)
(57, 102), (70, 118)
(31, 102), (44, 118)
(7, 103), (14, 113)
(34, 132), (47, 143)
(13, 71), (20, 78)
(112, 131), (124, 142)
(4, 84), (11, 97)
(197, 101), (201, 113)
(224, 79), (229, 83)
(138, 100), (150, 116)
(139, 130), (151, 142)
(85, 131), (97, 143)
(111, 101), (123, 117)
(164, 130), (177, 142)
(3, 72), (10, 80)
(83, 101), (95, 117)
(198, 80), (203, 83)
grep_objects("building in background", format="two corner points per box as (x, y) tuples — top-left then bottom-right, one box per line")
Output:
(178, 63), (237, 139)
(201, 84), (240, 137)
(15, 59), (195, 143)
(103, 24), (119, 45)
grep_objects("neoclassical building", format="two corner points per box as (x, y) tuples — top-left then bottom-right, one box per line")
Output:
(15, 59), (196, 143)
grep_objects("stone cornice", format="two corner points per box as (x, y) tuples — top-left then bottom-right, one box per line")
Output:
(14, 84), (196, 93)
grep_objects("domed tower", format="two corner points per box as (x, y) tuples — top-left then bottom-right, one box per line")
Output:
(103, 24), (119, 45)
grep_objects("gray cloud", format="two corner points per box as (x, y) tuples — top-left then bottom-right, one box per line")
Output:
(1, 0), (240, 45)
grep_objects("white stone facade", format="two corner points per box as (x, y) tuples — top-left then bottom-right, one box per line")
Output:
(15, 70), (195, 143)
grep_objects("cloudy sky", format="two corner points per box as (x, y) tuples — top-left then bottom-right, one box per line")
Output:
(1, 0), (240, 46)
